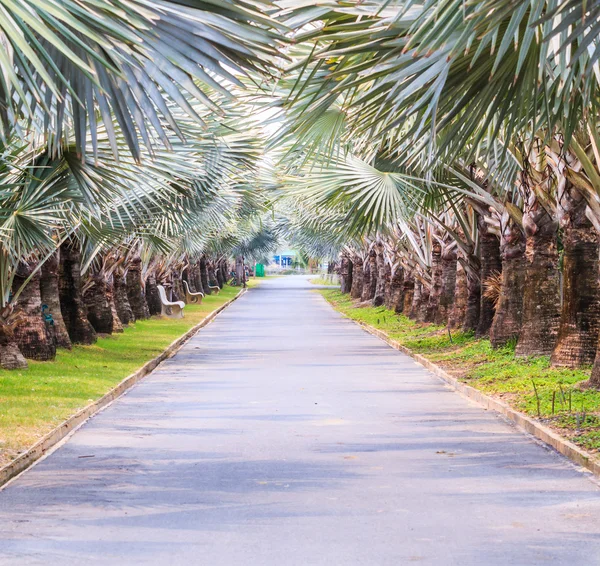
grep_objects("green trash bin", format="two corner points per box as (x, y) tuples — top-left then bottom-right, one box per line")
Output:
(256, 263), (265, 277)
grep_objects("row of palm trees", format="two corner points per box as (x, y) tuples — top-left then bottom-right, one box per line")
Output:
(4, 1), (600, 385)
(273, 1), (600, 388)
(0, 1), (283, 368)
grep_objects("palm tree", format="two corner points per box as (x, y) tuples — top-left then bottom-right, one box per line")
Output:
(272, 0), (600, 390)
(0, 1), (283, 159)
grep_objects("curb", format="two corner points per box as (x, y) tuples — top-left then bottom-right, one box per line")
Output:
(341, 312), (600, 478)
(0, 288), (247, 489)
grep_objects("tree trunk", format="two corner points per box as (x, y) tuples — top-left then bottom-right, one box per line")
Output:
(145, 273), (161, 316)
(235, 255), (246, 287)
(361, 250), (376, 301)
(417, 283), (430, 322)
(350, 258), (363, 299)
(188, 263), (203, 294)
(40, 250), (71, 349)
(410, 280), (426, 320)
(107, 280), (124, 333)
(208, 262), (219, 287)
(436, 247), (457, 325)
(114, 268), (134, 325)
(0, 322), (27, 369)
(372, 243), (386, 306)
(426, 240), (443, 323)
(12, 262), (56, 360)
(183, 266), (195, 293)
(402, 274), (415, 314)
(200, 255), (211, 293)
(171, 270), (185, 302)
(515, 198), (560, 357)
(388, 266), (404, 313)
(551, 181), (600, 367)
(449, 260), (468, 329)
(346, 258), (354, 294)
(368, 249), (377, 300)
(220, 261), (229, 287)
(383, 264), (394, 308)
(126, 257), (150, 321)
(215, 264), (225, 289)
(490, 219), (526, 348)
(476, 217), (502, 337)
(59, 241), (97, 345)
(464, 270), (481, 333)
(84, 276), (116, 334)
(340, 256), (353, 294)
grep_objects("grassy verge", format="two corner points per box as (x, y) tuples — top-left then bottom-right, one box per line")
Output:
(0, 284), (248, 467)
(320, 290), (600, 459)
(309, 277), (337, 285)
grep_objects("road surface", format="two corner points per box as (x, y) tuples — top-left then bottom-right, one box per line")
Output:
(1, 275), (599, 565)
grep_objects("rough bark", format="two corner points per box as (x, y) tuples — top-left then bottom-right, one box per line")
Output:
(402, 275), (415, 315)
(372, 243), (386, 306)
(12, 262), (56, 360)
(383, 263), (393, 307)
(417, 283), (430, 322)
(350, 258), (363, 299)
(219, 261), (229, 287)
(84, 276), (116, 334)
(552, 181), (600, 367)
(410, 280), (430, 321)
(464, 270), (481, 334)
(208, 262), (219, 288)
(425, 240), (443, 323)
(449, 261), (468, 329)
(235, 255), (246, 287)
(59, 241), (97, 345)
(145, 273), (161, 316)
(40, 250), (71, 349)
(346, 259), (354, 294)
(215, 264), (225, 289)
(0, 322), (27, 369)
(171, 270), (185, 302)
(388, 266), (404, 313)
(183, 266), (195, 293)
(490, 220), (526, 348)
(476, 217), (502, 337)
(107, 281), (124, 333)
(200, 255), (211, 293)
(437, 247), (457, 325)
(361, 250), (376, 301)
(114, 269), (134, 326)
(126, 257), (150, 321)
(340, 256), (353, 294)
(368, 249), (378, 300)
(515, 196), (560, 357)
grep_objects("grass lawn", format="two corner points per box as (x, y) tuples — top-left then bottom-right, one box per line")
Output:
(309, 276), (339, 286)
(0, 283), (249, 468)
(320, 289), (600, 460)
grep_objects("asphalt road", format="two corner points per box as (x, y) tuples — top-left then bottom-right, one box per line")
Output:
(1, 275), (599, 565)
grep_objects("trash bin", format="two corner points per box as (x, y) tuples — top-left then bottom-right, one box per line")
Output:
(256, 263), (265, 277)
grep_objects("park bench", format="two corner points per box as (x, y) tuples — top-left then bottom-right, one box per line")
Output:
(157, 285), (185, 319)
(183, 280), (204, 304)
(208, 284), (221, 295)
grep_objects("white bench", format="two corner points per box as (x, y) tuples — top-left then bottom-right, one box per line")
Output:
(208, 284), (221, 295)
(183, 280), (204, 304)
(157, 285), (185, 319)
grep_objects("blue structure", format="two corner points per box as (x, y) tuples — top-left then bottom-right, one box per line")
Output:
(272, 249), (297, 268)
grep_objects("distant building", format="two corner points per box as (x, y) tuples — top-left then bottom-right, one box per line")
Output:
(272, 249), (297, 268)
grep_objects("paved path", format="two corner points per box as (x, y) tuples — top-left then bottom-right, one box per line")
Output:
(1, 276), (599, 565)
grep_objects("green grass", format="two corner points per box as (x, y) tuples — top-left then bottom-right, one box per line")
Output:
(0, 285), (245, 466)
(320, 289), (600, 458)
(309, 277), (339, 286)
